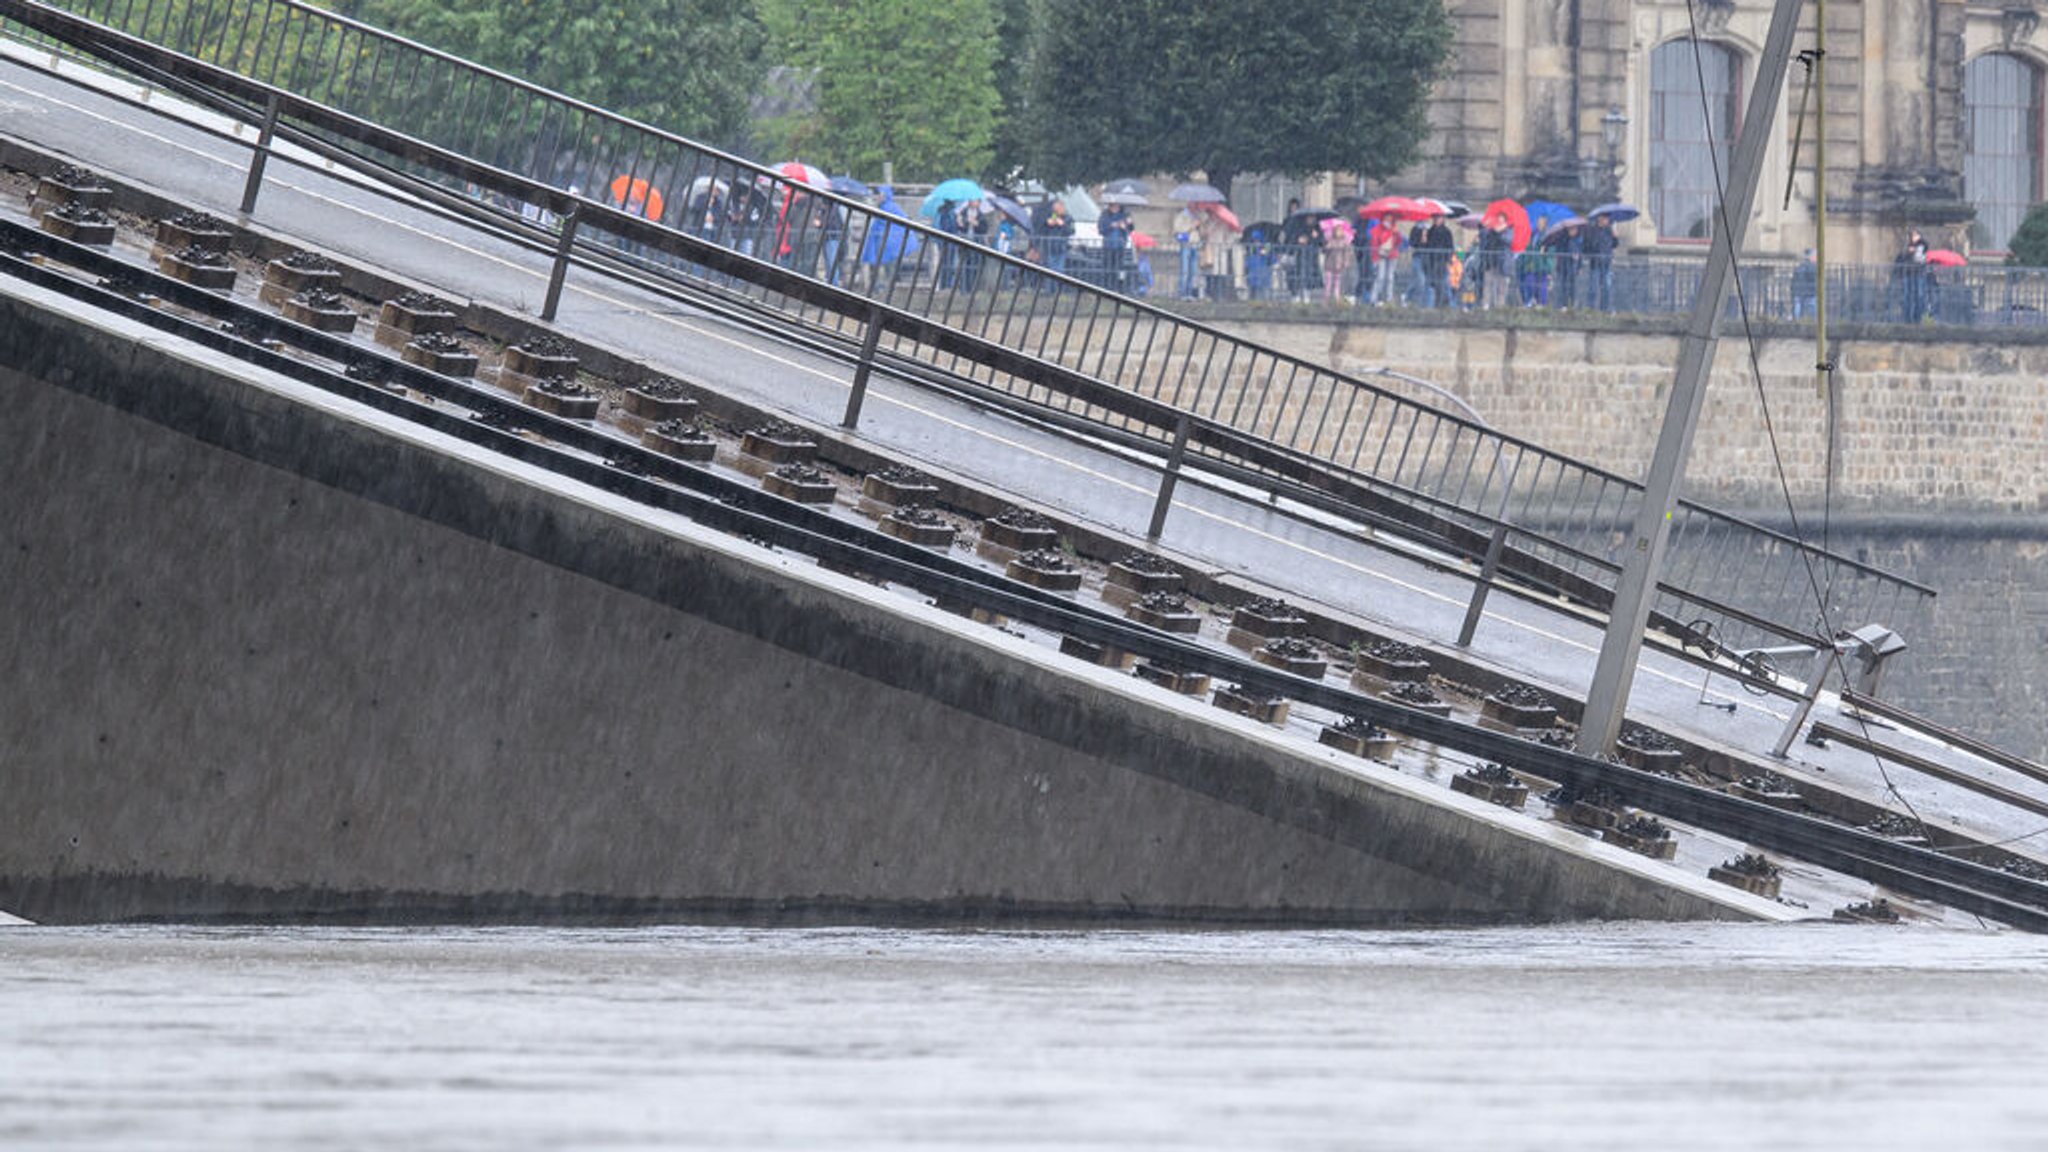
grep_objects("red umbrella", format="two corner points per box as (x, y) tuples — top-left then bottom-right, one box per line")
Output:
(1193, 201), (1243, 231)
(1358, 194), (1432, 221)
(1130, 231), (1158, 250)
(773, 161), (828, 187)
(608, 175), (665, 219)
(1482, 198), (1532, 252)
(1925, 248), (1967, 267)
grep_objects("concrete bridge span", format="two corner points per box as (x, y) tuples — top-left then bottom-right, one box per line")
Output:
(0, 280), (1765, 926)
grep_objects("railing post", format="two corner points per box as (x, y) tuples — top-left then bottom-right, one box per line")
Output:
(1457, 522), (1511, 647)
(540, 204), (580, 322)
(1772, 645), (1838, 758)
(1146, 413), (1193, 541)
(238, 92), (282, 215)
(841, 304), (885, 428)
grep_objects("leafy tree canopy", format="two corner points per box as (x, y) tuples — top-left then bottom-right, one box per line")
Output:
(757, 0), (1001, 182)
(1022, 0), (1452, 198)
(2005, 202), (2048, 266)
(338, 0), (769, 150)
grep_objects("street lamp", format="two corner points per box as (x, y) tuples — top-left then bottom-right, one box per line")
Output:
(1600, 106), (1629, 199)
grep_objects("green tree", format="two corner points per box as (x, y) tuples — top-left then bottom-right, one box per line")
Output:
(2005, 202), (2048, 266)
(1022, 0), (1452, 198)
(758, 0), (1001, 181)
(340, 0), (769, 150)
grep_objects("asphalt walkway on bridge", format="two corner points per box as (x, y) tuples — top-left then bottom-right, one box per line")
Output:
(5, 45), (2044, 861)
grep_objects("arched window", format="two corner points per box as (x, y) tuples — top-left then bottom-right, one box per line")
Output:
(1649, 39), (1742, 241)
(1963, 53), (2043, 252)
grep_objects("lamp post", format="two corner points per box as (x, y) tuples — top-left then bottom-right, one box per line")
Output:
(1600, 106), (1629, 200)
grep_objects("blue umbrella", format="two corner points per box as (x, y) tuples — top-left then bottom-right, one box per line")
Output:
(1524, 199), (1577, 234)
(919, 178), (987, 217)
(1589, 202), (1640, 222)
(1168, 182), (1226, 204)
(829, 175), (871, 197)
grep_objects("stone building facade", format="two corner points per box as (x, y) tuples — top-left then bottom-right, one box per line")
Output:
(1377, 0), (2048, 260)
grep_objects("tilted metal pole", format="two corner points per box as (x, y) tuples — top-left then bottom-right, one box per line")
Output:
(1146, 413), (1193, 540)
(238, 92), (281, 215)
(540, 203), (580, 322)
(1577, 0), (1807, 756)
(840, 304), (885, 428)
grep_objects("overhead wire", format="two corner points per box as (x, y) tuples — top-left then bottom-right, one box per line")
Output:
(1677, 0), (1951, 849)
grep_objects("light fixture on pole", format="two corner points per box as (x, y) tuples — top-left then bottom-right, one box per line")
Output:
(1600, 106), (1629, 198)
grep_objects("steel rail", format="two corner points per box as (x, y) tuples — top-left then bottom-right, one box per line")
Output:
(5, 223), (2044, 931)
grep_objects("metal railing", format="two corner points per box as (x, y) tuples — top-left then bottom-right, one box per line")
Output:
(0, 0), (1936, 652)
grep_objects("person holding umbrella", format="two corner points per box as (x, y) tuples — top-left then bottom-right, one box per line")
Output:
(1367, 214), (1403, 306)
(1581, 212), (1617, 310)
(1173, 201), (1203, 299)
(1542, 220), (1583, 310)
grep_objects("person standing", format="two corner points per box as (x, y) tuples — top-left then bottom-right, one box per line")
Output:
(1422, 212), (1454, 307)
(1404, 215), (1430, 305)
(1323, 220), (1354, 302)
(1900, 230), (1930, 322)
(1368, 214), (1403, 306)
(1173, 203), (1203, 299)
(1790, 247), (1817, 319)
(1581, 212), (1616, 310)
(1099, 199), (1133, 292)
(1543, 222), (1582, 310)
(1475, 219), (1512, 309)
(1196, 207), (1234, 300)
(1280, 198), (1320, 301)
(1039, 196), (1074, 281)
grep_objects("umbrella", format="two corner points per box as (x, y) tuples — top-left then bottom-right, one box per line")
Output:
(1541, 214), (1587, 240)
(1436, 199), (1472, 218)
(1359, 194), (1432, 220)
(1482, 198), (1532, 252)
(607, 174), (665, 219)
(1925, 248), (1967, 267)
(773, 161), (828, 187)
(1320, 217), (1355, 244)
(1168, 182), (1227, 203)
(1415, 197), (1456, 218)
(1588, 202), (1640, 223)
(986, 195), (1033, 228)
(1455, 212), (1486, 229)
(828, 175), (871, 197)
(1099, 190), (1148, 207)
(1130, 231), (1158, 250)
(1524, 199), (1577, 235)
(920, 178), (988, 217)
(1194, 201), (1243, 231)
(1104, 178), (1150, 197)
(685, 175), (730, 200)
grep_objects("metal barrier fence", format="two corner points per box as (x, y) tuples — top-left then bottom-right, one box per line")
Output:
(1112, 241), (2041, 328)
(1, 0), (1936, 652)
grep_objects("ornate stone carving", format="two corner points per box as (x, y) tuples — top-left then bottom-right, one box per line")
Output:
(2001, 6), (2039, 50)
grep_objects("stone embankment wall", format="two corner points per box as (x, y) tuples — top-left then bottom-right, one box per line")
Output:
(1202, 312), (2048, 513)
(0, 282), (1753, 927)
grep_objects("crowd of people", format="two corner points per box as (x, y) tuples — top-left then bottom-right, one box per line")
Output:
(566, 168), (1968, 326)
(1219, 198), (1624, 312)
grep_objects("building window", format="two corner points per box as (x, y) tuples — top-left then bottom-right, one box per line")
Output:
(1649, 38), (1742, 241)
(1963, 53), (2043, 252)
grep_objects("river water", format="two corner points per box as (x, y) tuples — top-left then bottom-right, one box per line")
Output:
(2, 921), (2044, 1150)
